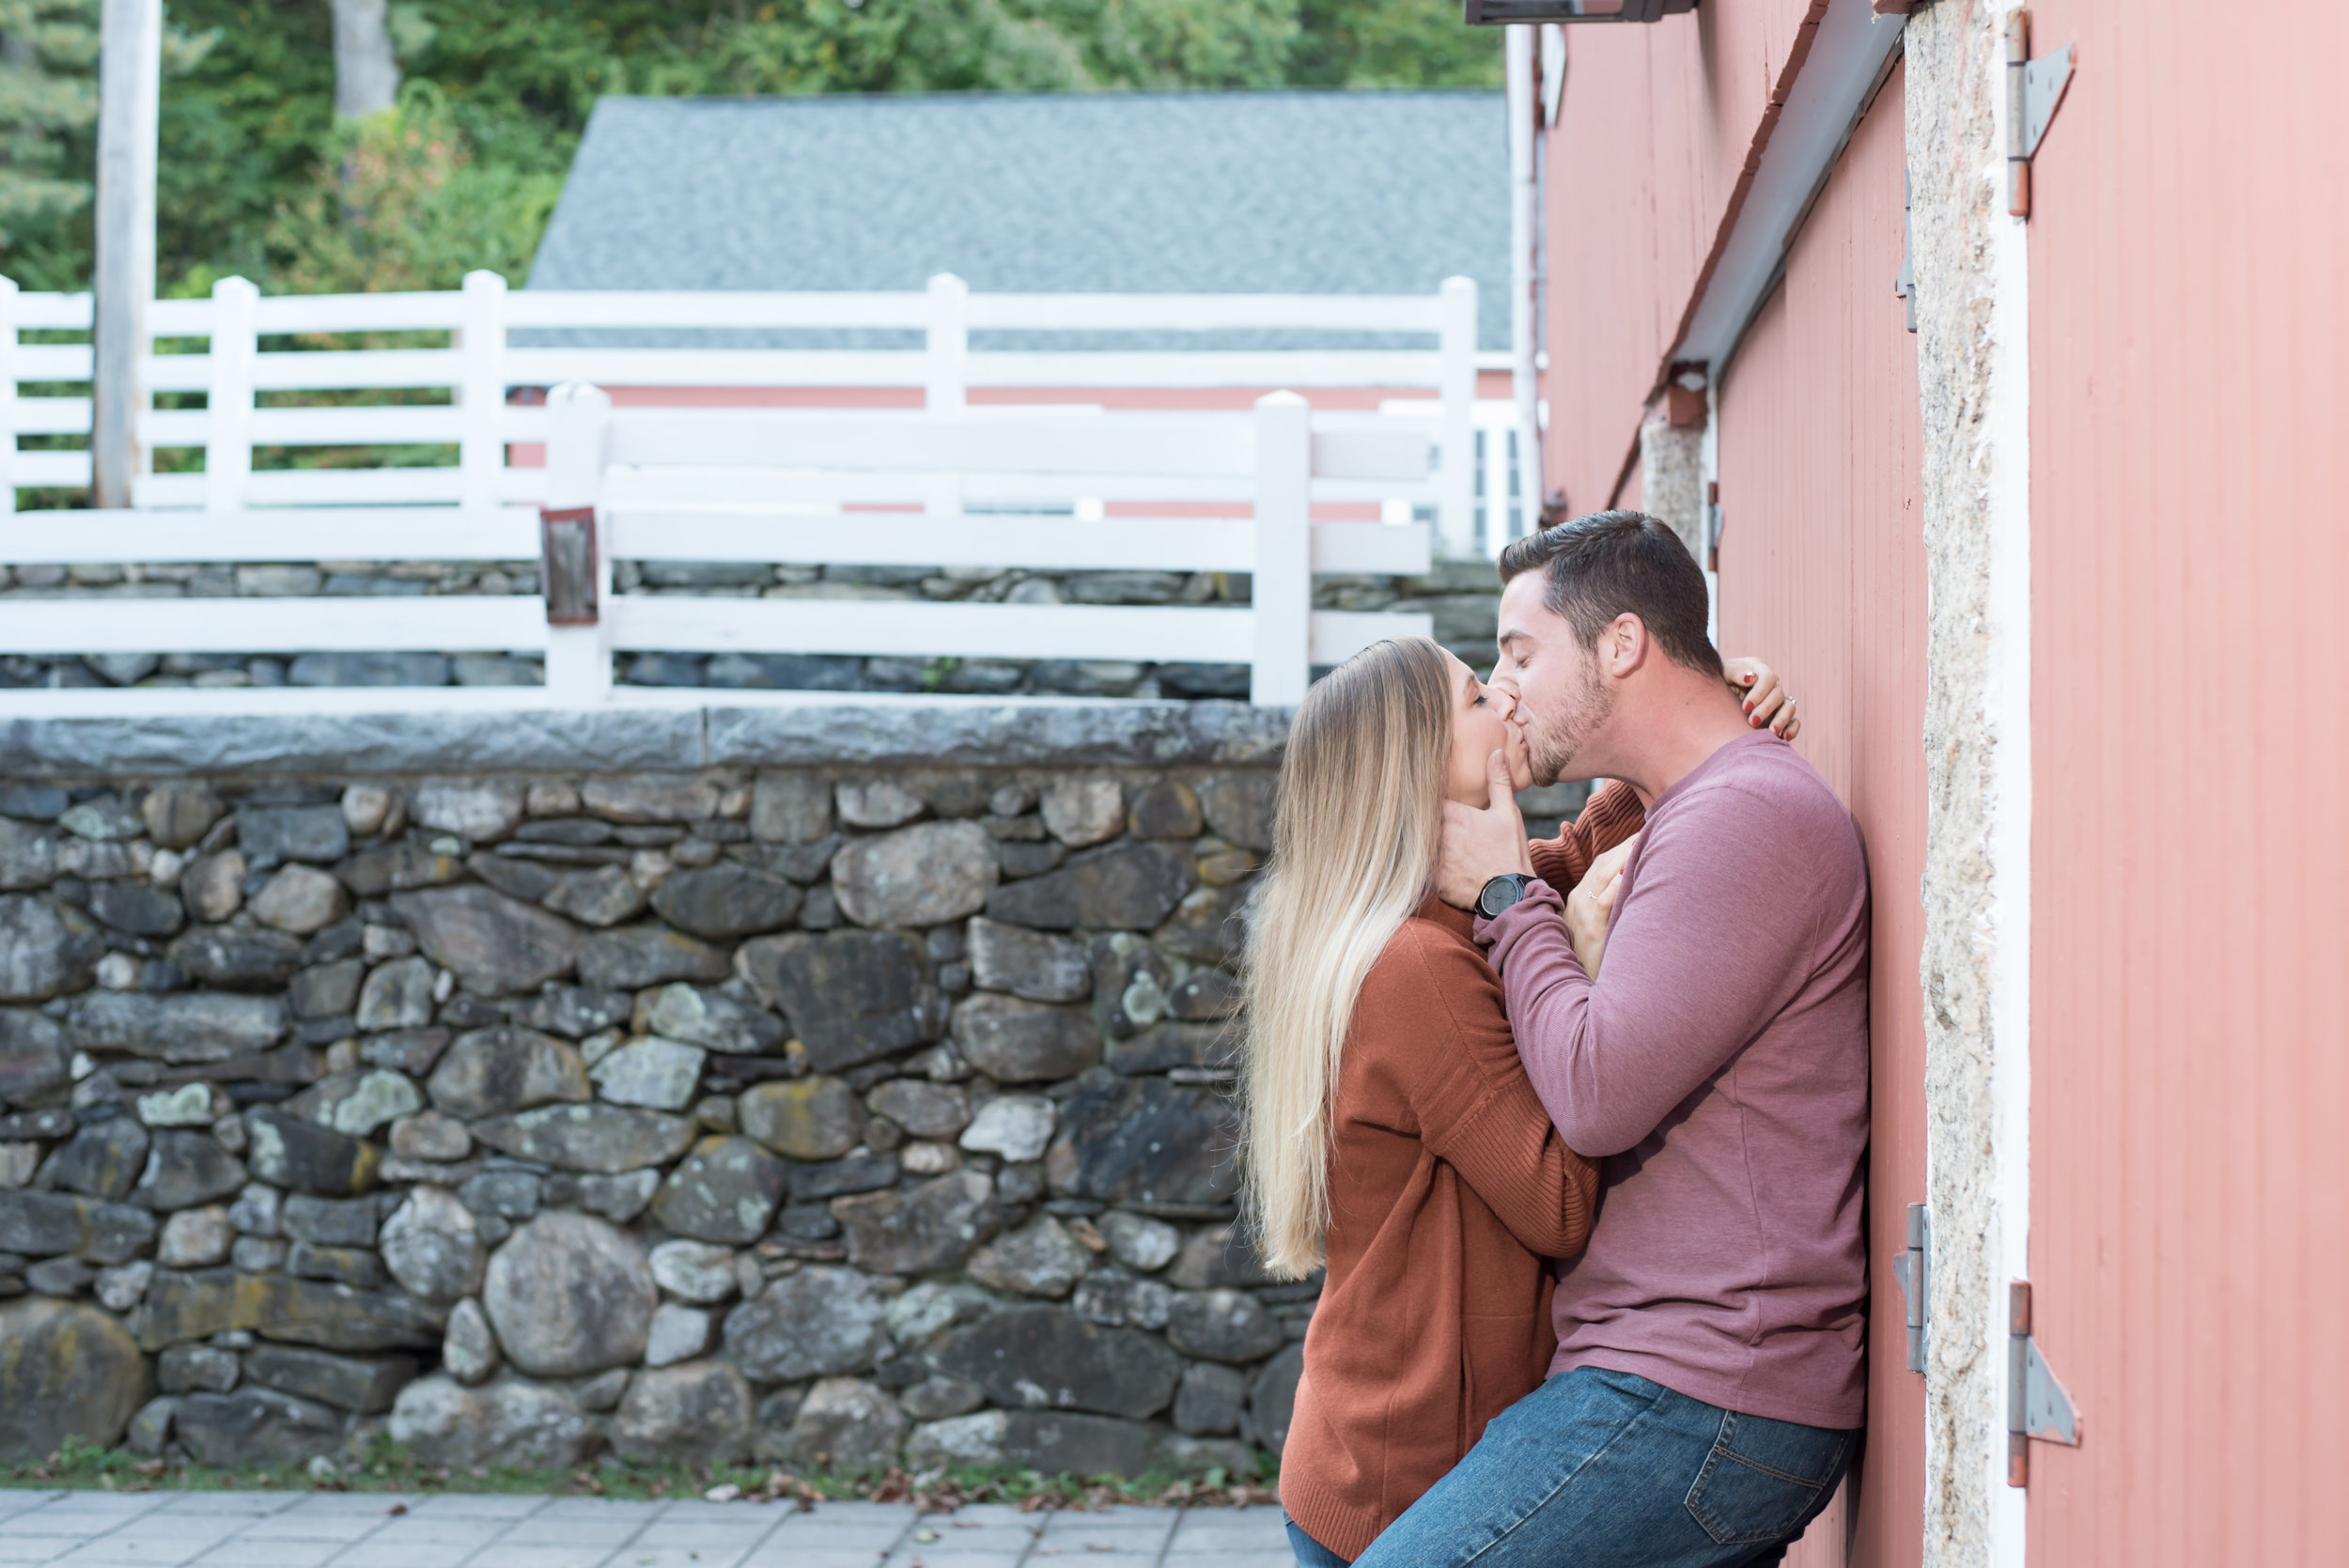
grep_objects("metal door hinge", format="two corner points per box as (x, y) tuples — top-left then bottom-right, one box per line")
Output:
(2005, 1281), (2079, 1487)
(2005, 12), (2076, 218)
(1890, 1203), (1930, 1372)
(1893, 170), (1918, 333)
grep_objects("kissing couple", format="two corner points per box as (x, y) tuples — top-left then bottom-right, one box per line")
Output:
(1241, 510), (1870, 1567)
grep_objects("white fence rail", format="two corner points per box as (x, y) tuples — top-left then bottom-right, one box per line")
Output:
(0, 272), (1541, 713)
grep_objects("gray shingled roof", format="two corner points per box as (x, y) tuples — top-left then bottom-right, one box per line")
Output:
(525, 90), (1508, 351)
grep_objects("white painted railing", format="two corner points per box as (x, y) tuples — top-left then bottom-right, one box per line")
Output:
(0, 272), (1477, 713)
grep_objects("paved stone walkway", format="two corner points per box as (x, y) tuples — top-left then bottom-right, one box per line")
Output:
(0, 1490), (1293, 1568)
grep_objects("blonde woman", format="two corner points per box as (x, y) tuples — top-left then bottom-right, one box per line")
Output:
(1240, 636), (1797, 1567)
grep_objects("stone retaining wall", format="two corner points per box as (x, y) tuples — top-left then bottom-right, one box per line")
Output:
(0, 741), (1312, 1480)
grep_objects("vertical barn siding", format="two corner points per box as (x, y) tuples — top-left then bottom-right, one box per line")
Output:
(1539, 2), (1829, 514)
(1716, 66), (1924, 1568)
(2021, 4), (2348, 1564)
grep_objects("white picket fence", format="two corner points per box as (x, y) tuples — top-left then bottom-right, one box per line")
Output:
(0, 272), (1532, 713)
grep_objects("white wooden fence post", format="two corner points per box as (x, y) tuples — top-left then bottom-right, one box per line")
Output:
(0, 277), (18, 516)
(1251, 391), (1312, 706)
(1436, 276), (1478, 559)
(456, 269), (508, 513)
(203, 275), (256, 515)
(926, 272), (968, 415)
(540, 380), (612, 705)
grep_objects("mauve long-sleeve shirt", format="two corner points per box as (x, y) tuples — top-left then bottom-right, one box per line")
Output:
(1477, 729), (1872, 1430)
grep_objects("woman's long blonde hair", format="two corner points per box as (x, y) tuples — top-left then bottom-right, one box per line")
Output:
(1240, 636), (1454, 1278)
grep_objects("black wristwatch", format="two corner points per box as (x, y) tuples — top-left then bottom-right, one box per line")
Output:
(1476, 874), (1535, 918)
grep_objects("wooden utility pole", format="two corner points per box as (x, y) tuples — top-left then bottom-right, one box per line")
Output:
(92, 0), (161, 509)
(330, 0), (398, 119)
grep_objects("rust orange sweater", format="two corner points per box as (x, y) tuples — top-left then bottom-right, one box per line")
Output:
(1278, 783), (1644, 1559)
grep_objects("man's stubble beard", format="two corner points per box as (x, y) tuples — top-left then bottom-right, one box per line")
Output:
(1523, 660), (1615, 787)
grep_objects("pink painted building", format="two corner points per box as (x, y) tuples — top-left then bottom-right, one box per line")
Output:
(1526, 3), (2346, 1564)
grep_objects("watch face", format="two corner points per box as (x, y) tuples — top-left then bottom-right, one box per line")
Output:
(1479, 877), (1520, 917)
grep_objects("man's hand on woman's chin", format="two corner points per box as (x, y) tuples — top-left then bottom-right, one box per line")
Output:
(1437, 751), (1536, 908)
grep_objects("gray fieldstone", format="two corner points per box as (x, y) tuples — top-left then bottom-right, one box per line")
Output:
(967, 918), (1091, 1003)
(738, 1076), (863, 1160)
(134, 1081), (228, 1127)
(243, 1106), (380, 1197)
(634, 983), (786, 1054)
(1046, 1077), (1239, 1209)
(45, 1115), (149, 1200)
(578, 924), (729, 991)
(412, 779), (526, 843)
(937, 1305), (1184, 1421)
(240, 806), (350, 866)
(243, 1343), (417, 1413)
(457, 1169), (540, 1222)
(723, 1264), (890, 1380)
(541, 864), (646, 927)
(134, 1268), (443, 1353)
(750, 773), (831, 844)
(773, 1376), (902, 1473)
(571, 1367), (630, 1413)
(0, 1008), (68, 1106)
(835, 779), (924, 829)
(164, 925), (304, 990)
(25, 1255), (94, 1296)
(1071, 1270), (1173, 1332)
(249, 865), (350, 936)
(614, 1358), (751, 1461)
(391, 885), (583, 997)
(590, 1037), (706, 1110)
(388, 1110), (470, 1162)
(1166, 1222), (1281, 1290)
(94, 1260), (154, 1312)
(281, 1193), (379, 1247)
(387, 1374), (593, 1468)
(1197, 774), (1275, 851)
(0, 818), (57, 891)
(649, 862), (801, 939)
(884, 1280), (996, 1347)
(650, 1135), (787, 1244)
(1167, 1288), (1286, 1363)
(0, 894), (105, 1001)
(513, 986), (632, 1040)
(471, 1104), (694, 1173)
(582, 773), (720, 824)
(442, 1297), (499, 1385)
(952, 994), (1099, 1082)
(1094, 934), (1174, 1038)
(983, 842), (1195, 932)
(642, 1302), (713, 1368)
(88, 879), (185, 937)
(482, 1211), (657, 1377)
(57, 793), (143, 841)
(1097, 1211), (1182, 1273)
(427, 1027), (590, 1119)
(70, 990), (288, 1063)
(289, 957), (365, 1020)
(830, 820), (997, 929)
(337, 841), (463, 897)
(180, 851), (246, 923)
(133, 1130), (249, 1212)
(174, 1385), (347, 1467)
(288, 1241), (384, 1290)
(1174, 1360), (1248, 1436)
(1040, 776), (1125, 847)
(735, 930), (945, 1072)
(123, 1395), (176, 1455)
(228, 1182), (284, 1236)
(959, 1094), (1058, 1163)
(230, 1237), (286, 1273)
(291, 1069), (422, 1138)
(577, 1168), (662, 1221)
(648, 1238), (738, 1304)
(1168, 968), (1242, 1021)
(355, 955), (436, 1031)
(157, 1204), (234, 1268)
(1154, 879), (1256, 966)
(866, 1079), (970, 1140)
(158, 1343), (240, 1394)
(1246, 1342), (1304, 1456)
(898, 1374), (987, 1421)
(1107, 1021), (1237, 1077)
(340, 784), (395, 837)
(793, 1152), (899, 1201)
(1126, 779), (1204, 840)
(380, 1186), (485, 1302)
(141, 784), (224, 849)
(967, 1216), (1091, 1298)
(832, 1169), (996, 1275)
(472, 850), (560, 904)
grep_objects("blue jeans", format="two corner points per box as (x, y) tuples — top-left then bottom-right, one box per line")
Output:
(1288, 1515), (1353, 1566)
(1349, 1368), (1855, 1568)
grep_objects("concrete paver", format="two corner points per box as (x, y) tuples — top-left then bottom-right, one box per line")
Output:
(0, 1493), (1292, 1568)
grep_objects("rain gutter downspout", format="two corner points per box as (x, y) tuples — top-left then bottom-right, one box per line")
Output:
(1506, 23), (1546, 547)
